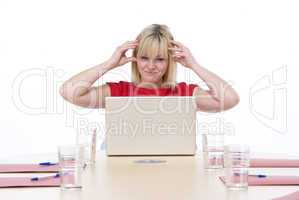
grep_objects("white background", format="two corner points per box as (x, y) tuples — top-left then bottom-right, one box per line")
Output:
(0, 0), (298, 158)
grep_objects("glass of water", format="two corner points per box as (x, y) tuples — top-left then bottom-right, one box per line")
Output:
(224, 145), (250, 189)
(76, 129), (97, 165)
(58, 145), (85, 190)
(202, 134), (224, 169)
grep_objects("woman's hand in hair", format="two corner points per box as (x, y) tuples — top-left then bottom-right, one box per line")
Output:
(106, 40), (138, 69)
(169, 41), (198, 69)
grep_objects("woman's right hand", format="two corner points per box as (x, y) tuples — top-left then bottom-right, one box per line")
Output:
(106, 40), (138, 69)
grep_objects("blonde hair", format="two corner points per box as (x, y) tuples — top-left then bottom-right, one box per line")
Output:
(132, 24), (177, 87)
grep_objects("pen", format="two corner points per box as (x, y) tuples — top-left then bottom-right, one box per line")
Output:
(234, 173), (267, 178)
(100, 140), (106, 151)
(31, 173), (60, 181)
(134, 159), (167, 164)
(39, 162), (57, 166)
(249, 174), (267, 178)
(91, 129), (97, 163)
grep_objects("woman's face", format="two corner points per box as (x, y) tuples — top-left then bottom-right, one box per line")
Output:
(136, 54), (168, 85)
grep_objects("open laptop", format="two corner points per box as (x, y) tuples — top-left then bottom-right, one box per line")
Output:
(105, 96), (197, 156)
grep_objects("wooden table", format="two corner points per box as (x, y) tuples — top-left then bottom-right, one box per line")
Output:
(0, 153), (299, 200)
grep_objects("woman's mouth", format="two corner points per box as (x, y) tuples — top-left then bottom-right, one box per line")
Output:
(144, 71), (158, 75)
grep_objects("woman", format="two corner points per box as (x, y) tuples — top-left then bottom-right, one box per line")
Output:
(60, 24), (239, 112)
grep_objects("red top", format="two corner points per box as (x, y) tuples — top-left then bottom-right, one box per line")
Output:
(107, 81), (198, 96)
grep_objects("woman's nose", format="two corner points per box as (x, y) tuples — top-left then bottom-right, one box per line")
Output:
(147, 60), (156, 69)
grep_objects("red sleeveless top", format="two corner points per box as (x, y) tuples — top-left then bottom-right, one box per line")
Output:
(107, 81), (197, 96)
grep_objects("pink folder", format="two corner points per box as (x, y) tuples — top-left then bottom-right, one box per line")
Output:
(0, 176), (60, 188)
(272, 191), (299, 200)
(219, 176), (299, 186)
(0, 164), (59, 173)
(250, 158), (299, 168)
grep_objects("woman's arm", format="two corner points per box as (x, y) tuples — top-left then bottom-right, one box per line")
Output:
(169, 40), (240, 112)
(59, 40), (138, 108)
(59, 62), (113, 108)
(191, 64), (239, 112)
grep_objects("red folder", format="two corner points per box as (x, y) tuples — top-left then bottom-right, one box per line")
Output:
(219, 176), (299, 186)
(250, 159), (299, 168)
(0, 164), (59, 173)
(0, 176), (60, 187)
(272, 190), (299, 200)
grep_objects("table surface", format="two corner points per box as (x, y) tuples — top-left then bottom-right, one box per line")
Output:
(0, 153), (299, 200)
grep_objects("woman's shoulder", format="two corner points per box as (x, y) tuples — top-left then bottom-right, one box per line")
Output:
(106, 81), (134, 96)
(176, 82), (198, 87)
(107, 81), (197, 88)
(107, 81), (133, 86)
(175, 82), (198, 96)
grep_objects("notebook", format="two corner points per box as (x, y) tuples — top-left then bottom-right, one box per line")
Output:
(272, 190), (299, 200)
(219, 175), (299, 186)
(0, 164), (59, 173)
(250, 158), (299, 168)
(0, 176), (60, 188)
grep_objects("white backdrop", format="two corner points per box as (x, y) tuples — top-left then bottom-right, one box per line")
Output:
(0, 0), (298, 158)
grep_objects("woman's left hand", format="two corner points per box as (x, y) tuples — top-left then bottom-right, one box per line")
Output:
(169, 41), (198, 69)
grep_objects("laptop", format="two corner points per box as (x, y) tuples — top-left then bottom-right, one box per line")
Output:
(105, 96), (197, 156)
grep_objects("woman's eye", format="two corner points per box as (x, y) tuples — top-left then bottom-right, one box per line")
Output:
(141, 56), (148, 60)
(156, 58), (165, 61)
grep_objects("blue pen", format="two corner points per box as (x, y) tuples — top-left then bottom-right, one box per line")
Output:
(234, 173), (267, 178)
(249, 174), (267, 178)
(39, 162), (57, 166)
(31, 173), (60, 181)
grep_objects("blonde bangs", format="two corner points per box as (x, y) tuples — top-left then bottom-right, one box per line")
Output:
(137, 36), (169, 59)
